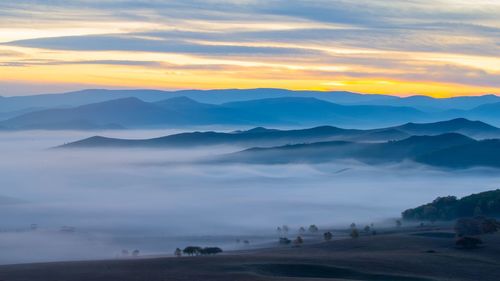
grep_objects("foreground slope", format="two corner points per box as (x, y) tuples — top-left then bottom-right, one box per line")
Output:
(0, 228), (498, 281)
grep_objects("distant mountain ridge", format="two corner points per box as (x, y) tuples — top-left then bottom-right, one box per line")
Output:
(1, 96), (432, 129)
(1, 88), (499, 115)
(2, 89), (500, 129)
(58, 118), (500, 169)
(59, 118), (500, 148)
(224, 132), (500, 168)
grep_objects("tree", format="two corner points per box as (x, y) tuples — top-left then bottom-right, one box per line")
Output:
(308, 225), (319, 233)
(174, 248), (182, 257)
(473, 206), (483, 217)
(298, 227), (306, 234)
(279, 237), (291, 245)
(396, 220), (402, 228)
(121, 249), (129, 257)
(293, 236), (304, 246)
(183, 246), (202, 256)
(350, 228), (359, 239)
(276, 226), (282, 236)
(455, 217), (499, 237)
(481, 217), (500, 233)
(132, 250), (140, 257)
(402, 190), (500, 221)
(323, 231), (333, 241)
(350, 223), (356, 229)
(200, 247), (223, 255)
(364, 225), (371, 233)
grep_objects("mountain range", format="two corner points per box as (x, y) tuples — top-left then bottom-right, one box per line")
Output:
(223, 133), (500, 168)
(2, 88), (500, 112)
(59, 118), (500, 149)
(2, 89), (500, 129)
(0, 96), (432, 129)
(59, 118), (500, 169)
(4, 94), (500, 130)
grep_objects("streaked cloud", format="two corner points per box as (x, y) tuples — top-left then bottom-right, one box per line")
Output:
(0, 0), (499, 97)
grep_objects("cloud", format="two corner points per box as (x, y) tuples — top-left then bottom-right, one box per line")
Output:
(4, 34), (323, 57)
(0, 0), (499, 95)
(0, 129), (499, 263)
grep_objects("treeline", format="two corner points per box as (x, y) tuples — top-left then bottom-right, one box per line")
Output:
(402, 189), (500, 221)
(175, 246), (223, 257)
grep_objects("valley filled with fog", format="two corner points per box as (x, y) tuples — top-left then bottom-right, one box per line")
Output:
(0, 129), (499, 264)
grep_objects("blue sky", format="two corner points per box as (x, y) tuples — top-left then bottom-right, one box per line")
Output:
(0, 0), (499, 96)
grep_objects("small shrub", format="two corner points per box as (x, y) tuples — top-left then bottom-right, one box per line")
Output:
(350, 228), (359, 239)
(279, 237), (291, 245)
(293, 236), (304, 246)
(323, 231), (333, 241)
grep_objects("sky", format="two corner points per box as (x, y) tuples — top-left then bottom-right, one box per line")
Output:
(0, 0), (499, 97)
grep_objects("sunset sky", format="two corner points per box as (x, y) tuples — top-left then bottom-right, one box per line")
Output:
(0, 0), (499, 97)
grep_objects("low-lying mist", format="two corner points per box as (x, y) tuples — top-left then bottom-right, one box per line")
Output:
(0, 129), (499, 264)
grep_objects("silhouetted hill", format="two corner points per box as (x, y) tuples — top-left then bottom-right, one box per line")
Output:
(3, 88), (499, 111)
(59, 118), (500, 148)
(0, 88), (395, 113)
(362, 94), (500, 111)
(393, 118), (500, 137)
(60, 125), (366, 148)
(416, 139), (500, 168)
(4, 89), (500, 128)
(0, 97), (263, 129)
(354, 133), (475, 163)
(2, 96), (433, 129)
(222, 97), (426, 126)
(0, 97), (175, 129)
(402, 189), (500, 220)
(224, 133), (477, 165)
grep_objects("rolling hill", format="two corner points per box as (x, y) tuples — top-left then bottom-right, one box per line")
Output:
(391, 118), (500, 137)
(1, 96), (431, 130)
(2, 89), (499, 114)
(223, 133), (478, 166)
(59, 118), (500, 150)
(3, 89), (500, 129)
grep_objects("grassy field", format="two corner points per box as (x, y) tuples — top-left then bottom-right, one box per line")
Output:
(0, 227), (498, 281)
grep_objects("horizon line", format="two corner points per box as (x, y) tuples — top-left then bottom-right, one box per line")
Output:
(2, 87), (499, 99)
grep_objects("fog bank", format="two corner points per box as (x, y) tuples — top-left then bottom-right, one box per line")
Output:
(0, 130), (498, 264)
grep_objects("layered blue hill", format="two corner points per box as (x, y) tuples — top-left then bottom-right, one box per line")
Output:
(1, 96), (430, 129)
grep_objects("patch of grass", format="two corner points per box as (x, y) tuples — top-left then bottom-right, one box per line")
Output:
(243, 263), (434, 281)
